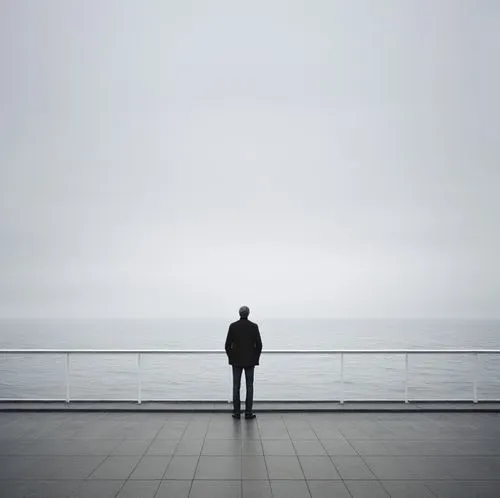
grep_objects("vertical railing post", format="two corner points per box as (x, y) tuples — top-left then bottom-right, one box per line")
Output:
(65, 353), (71, 404)
(228, 367), (232, 404)
(340, 353), (344, 404)
(137, 353), (142, 405)
(473, 353), (478, 404)
(404, 353), (409, 403)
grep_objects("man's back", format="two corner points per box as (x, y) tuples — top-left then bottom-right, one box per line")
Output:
(225, 318), (262, 367)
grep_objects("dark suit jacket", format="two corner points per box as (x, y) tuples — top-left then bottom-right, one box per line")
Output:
(225, 318), (263, 367)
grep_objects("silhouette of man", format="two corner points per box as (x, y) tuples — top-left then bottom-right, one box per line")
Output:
(225, 306), (263, 419)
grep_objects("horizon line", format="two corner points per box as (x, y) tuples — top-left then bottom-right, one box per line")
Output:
(0, 316), (499, 321)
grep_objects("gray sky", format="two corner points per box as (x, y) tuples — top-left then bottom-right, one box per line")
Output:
(1, 0), (499, 319)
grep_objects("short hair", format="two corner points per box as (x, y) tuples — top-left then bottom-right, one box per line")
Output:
(239, 306), (250, 318)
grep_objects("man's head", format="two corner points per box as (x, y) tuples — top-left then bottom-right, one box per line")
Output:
(239, 306), (250, 319)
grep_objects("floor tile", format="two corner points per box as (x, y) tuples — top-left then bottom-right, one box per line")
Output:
(331, 456), (377, 480)
(345, 480), (390, 497)
(259, 428), (290, 440)
(189, 480), (241, 498)
(293, 440), (327, 456)
(194, 455), (242, 479)
(89, 455), (141, 479)
(17, 480), (81, 498)
(175, 439), (204, 455)
(379, 480), (436, 498)
(123, 428), (159, 440)
(426, 480), (500, 498)
(242, 440), (263, 455)
(70, 438), (122, 455)
(311, 427), (348, 439)
(116, 479), (160, 497)
(242, 456), (268, 479)
(319, 438), (357, 455)
(206, 428), (244, 440)
(182, 425), (209, 440)
(164, 456), (199, 480)
(270, 479), (311, 498)
(1, 455), (67, 480)
(51, 455), (107, 479)
(202, 439), (242, 455)
(155, 479), (191, 498)
(265, 456), (304, 480)
(349, 440), (392, 456)
(307, 480), (351, 498)
(299, 456), (341, 480)
(288, 429), (318, 439)
(385, 440), (429, 456)
(146, 439), (178, 455)
(445, 456), (500, 480)
(129, 455), (170, 479)
(241, 424), (261, 440)
(366, 455), (457, 480)
(156, 428), (185, 439)
(112, 439), (152, 455)
(14, 439), (72, 456)
(73, 479), (125, 498)
(242, 479), (272, 498)
(262, 439), (296, 455)
(362, 455), (412, 480)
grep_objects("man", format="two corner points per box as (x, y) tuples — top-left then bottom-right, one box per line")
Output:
(225, 306), (263, 419)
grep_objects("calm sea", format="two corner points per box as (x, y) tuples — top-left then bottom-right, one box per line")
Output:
(0, 318), (499, 402)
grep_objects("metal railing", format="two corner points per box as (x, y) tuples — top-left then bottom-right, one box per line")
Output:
(1, 349), (500, 404)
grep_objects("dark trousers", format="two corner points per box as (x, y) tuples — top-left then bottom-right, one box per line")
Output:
(232, 366), (255, 415)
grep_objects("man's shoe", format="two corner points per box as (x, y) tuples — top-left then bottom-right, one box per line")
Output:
(244, 413), (256, 420)
(232, 413), (241, 419)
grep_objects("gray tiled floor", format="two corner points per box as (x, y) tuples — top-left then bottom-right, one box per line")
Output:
(2, 411), (500, 496)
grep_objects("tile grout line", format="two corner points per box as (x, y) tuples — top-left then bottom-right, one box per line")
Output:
(258, 417), (276, 498)
(115, 418), (167, 498)
(153, 416), (191, 497)
(186, 414), (210, 497)
(336, 419), (395, 496)
(310, 417), (355, 498)
(319, 431), (355, 497)
(153, 415), (183, 498)
(283, 414), (312, 498)
(252, 414), (270, 498)
(355, 441), (404, 498)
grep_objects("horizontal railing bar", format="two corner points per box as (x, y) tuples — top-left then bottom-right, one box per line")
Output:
(2, 398), (500, 403)
(1, 349), (500, 354)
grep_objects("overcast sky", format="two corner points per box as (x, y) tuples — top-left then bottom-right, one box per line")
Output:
(1, 0), (499, 319)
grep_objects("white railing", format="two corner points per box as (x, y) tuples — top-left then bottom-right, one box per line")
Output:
(1, 349), (500, 404)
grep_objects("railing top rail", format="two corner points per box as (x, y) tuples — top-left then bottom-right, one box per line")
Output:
(1, 349), (500, 354)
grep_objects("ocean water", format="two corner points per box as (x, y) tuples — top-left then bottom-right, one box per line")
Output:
(0, 318), (499, 402)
